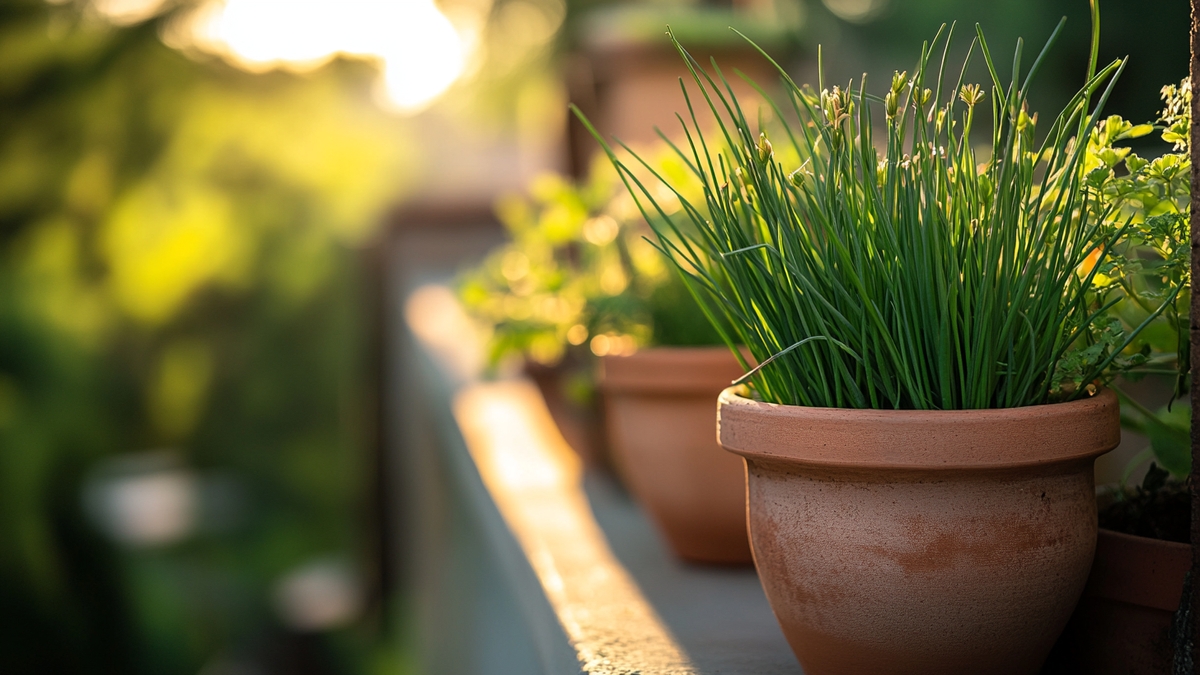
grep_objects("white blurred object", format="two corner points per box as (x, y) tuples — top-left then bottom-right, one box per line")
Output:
(821, 0), (889, 23)
(273, 558), (363, 632)
(85, 453), (197, 547)
(85, 453), (247, 547)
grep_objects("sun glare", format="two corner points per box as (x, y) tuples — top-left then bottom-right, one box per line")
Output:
(171, 0), (471, 114)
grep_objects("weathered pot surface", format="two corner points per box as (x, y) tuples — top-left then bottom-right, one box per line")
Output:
(601, 347), (751, 564)
(1044, 527), (1191, 674)
(717, 387), (1121, 675)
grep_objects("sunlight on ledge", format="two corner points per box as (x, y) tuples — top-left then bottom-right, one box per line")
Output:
(407, 282), (695, 673)
(454, 381), (695, 674)
(405, 284), (486, 383)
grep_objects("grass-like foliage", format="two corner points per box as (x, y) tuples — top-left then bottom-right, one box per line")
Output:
(572, 8), (1172, 410)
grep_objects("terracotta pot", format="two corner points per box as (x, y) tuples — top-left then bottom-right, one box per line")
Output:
(600, 347), (752, 564)
(565, 28), (785, 177)
(717, 388), (1121, 675)
(1043, 528), (1191, 674)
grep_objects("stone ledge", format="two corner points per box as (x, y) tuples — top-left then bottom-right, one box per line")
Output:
(406, 283), (800, 674)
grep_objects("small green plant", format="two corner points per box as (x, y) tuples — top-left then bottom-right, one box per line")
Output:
(576, 6), (1173, 410)
(1098, 461), (1189, 542)
(1081, 80), (1192, 478)
(458, 152), (722, 369)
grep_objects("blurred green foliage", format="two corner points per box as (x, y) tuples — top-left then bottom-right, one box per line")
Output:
(457, 149), (726, 370)
(0, 1), (412, 672)
(1082, 81), (1192, 480)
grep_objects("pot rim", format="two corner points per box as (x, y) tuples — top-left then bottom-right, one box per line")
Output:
(1086, 528), (1192, 610)
(718, 387), (1120, 471)
(599, 346), (745, 394)
(1098, 526), (1191, 552)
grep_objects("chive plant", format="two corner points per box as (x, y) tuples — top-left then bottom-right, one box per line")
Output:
(573, 10), (1175, 410)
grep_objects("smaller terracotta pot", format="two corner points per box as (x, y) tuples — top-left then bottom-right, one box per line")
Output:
(718, 388), (1121, 675)
(1043, 528), (1191, 675)
(600, 347), (751, 564)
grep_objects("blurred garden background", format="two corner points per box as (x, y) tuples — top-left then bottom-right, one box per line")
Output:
(0, 0), (1188, 673)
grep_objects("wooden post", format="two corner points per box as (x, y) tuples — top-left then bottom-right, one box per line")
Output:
(1191, 0), (1200, 670)
(360, 237), (393, 634)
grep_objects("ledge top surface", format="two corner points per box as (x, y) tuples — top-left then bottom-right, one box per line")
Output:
(409, 284), (800, 675)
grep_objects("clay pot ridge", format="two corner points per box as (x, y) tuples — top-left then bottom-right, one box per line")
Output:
(718, 387), (1120, 471)
(1086, 528), (1191, 612)
(600, 346), (747, 394)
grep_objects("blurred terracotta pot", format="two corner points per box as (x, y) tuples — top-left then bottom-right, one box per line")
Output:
(717, 388), (1121, 675)
(1044, 528), (1190, 674)
(600, 347), (751, 565)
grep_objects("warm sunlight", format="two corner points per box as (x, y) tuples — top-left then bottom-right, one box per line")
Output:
(172, 0), (470, 113)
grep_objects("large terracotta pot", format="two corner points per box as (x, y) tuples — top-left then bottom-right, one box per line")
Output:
(600, 347), (751, 564)
(1043, 528), (1191, 674)
(717, 387), (1121, 675)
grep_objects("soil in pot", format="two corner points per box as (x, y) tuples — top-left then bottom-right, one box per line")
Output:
(600, 347), (752, 565)
(718, 387), (1121, 675)
(1042, 469), (1191, 675)
(1097, 467), (1190, 543)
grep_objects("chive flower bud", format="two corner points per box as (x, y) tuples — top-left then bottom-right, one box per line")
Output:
(757, 132), (773, 163)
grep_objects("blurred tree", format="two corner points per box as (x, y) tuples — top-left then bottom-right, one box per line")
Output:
(0, 1), (413, 673)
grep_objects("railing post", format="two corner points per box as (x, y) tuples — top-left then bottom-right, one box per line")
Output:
(1190, 0), (1200, 669)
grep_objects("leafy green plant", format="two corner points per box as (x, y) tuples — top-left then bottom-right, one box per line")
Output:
(1081, 80), (1191, 478)
(458, 152), (723, 369)
(575, 7), (1174, 410)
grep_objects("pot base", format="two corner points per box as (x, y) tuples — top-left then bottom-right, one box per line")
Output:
(749, 463), (1096, 675)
